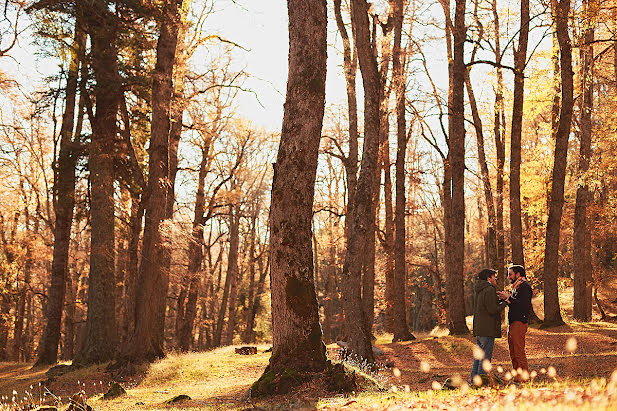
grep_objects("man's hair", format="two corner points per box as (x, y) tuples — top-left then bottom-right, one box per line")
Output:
(478, 268), (497, 281)
(509, 264), (526, 277)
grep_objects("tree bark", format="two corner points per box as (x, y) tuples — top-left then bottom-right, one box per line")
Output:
(492, 0), (506, 290)
(123, 0), (184, 363)
(509, 0), (529, 267)
(244, 252), (269, 344)
(265, 0), (327, 374)
(573, 0), (595, 322)
(333, 0), (359, 245)
(178, 143), (210, 351)
(36, 21), (84, 366)
(447, 0), (468, 335)
(224, 205), (240, 345)
(242, 207), (259, 343)
(465, 70), (498, 270)
(340, 0), (381, 363)
(392, 0), (414, 342)
(543, 0), (573, 327)
(75, 7), (120, 364)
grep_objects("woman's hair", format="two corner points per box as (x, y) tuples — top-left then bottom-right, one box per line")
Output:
(478, 268), (497, 281)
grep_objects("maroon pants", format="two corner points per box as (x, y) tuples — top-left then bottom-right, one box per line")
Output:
(507, 321), (528, 372)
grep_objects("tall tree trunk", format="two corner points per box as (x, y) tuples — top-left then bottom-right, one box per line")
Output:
(378, 15), (394, 334)
(224, 205), (240, 345)
(509, 0), (530, 266)
(14, 210), (35, 361)
(465, 71), (498, 270)
(573, 0), (595, 322)
(333, 0), (359, 245)
(392, 0), (414, 342)
(245, 253), (269, 344)
(492, 0), (506, 290)
(124, 0), (183, 363)
(36, 22), (84, 366)
(62, 266), (76, 360)
(323, 222), (336, 343)
(213, 249), (230, 347)
(178, 143), (210, 351)
(242, 208), (259, 343)
(263, 0), (327, 375)
(76, 7), (122, 364)
(543, 0), (573, 327)
(447, 0), (468, 335)
(340, 0), (381, 363)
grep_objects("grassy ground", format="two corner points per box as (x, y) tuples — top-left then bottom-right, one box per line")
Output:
(1, 321), (617, 410)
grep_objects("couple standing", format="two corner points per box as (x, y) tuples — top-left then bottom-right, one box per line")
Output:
(470, 265), (532, 384)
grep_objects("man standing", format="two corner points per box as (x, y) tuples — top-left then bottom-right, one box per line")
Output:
(498, 264), (533, 380)
(471, 269), (506, 385)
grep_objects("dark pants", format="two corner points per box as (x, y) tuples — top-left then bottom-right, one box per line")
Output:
(471, 336), (495, 383)
(508, 321), (528, 372)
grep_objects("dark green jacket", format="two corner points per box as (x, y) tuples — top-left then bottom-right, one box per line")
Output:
(472, 279), (506, 338)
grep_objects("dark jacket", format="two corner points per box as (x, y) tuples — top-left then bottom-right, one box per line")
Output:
(507, 279), (532, 324)
(473, 279), (506, 338)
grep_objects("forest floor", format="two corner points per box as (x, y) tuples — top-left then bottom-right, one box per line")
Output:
(1, 286), (617, 410)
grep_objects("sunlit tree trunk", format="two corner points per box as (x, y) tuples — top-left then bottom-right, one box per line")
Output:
(573, 0), (595, 322)
(509, 0), (529, 267)
(446, 0), (468, 335)
(340, 0), (381, 363)
(124, 0), (184, 362)
(36, 22), (84, 366)
(543, 0), (573, 327)
(75, 7), (121, 364)
(465, 71), (497, 271)
(264, 0), (327, 375)
(224, 205), (240, 345)
(392, 0), (414, 342)
(333, 0), (359, 246)
(491, 0), (506, 290)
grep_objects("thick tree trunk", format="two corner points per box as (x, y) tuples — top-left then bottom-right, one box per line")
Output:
(265, 0), (327, 374)
(447, 0), (468, 335)
(392, 0), (414, 342)
(224, 206), (240, 345)
(543, 0), (573, 327)
(124, 0), (183, 363)
(340, 0), (381, 363)
(75, 9), (121, 364)
(509, 0), (529, 266)
(36, 22), (84, 366)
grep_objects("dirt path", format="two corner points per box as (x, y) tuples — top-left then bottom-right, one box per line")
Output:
(373, 322), (617, 389)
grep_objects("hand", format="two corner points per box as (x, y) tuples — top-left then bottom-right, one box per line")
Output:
(497, 291), (510, 300)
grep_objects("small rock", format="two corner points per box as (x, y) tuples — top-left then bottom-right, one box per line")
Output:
(45, 364), (71, 378)
(164, 394), (191, 404)
(103, 382), (127, 399)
